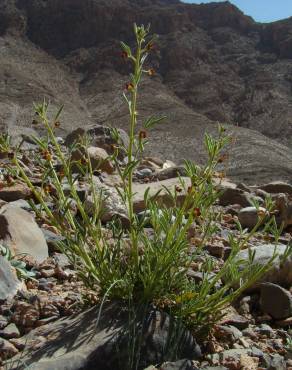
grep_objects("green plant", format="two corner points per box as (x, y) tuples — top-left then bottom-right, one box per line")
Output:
(11, 23), (291, 369)
(0, 245), (36, 281)
(0, 133), (12, 154)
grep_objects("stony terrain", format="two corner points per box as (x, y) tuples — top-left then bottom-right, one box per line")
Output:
(0, 127), (292, 369)
(1, 1), (292, 369)
(1, 0), (292, 183)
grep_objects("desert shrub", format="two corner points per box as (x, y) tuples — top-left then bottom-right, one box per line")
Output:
(10, 24), (289, 367)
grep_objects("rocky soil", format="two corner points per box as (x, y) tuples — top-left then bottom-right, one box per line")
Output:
(1, 127), (292, 369)
(1, 0), (292, 183)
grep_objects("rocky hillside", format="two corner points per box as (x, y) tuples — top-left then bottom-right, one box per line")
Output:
(1, 0), (292, 183)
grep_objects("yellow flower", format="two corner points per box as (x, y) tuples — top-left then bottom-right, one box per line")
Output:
(175, 291), (197, 304)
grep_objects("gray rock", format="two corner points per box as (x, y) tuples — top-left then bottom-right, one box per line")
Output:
(133, 177), (191, 213)
(221, 314), (249, 330)
(61, 181), (88, 202)
(8, 304), (201, 370)
(236, 244), (292, 286)
(0, 205), (48, 262)
(218, 188), (253, 207)
(0, 323), (20, 339)
(0, 256), (21, 301)
(41, 229), (66, 250)
(238, 206), (267, 229)
(8, 199), (32, 211)
(0, 315), (8, 330)
(85, 181), (129, 227)
(268, 354), (286, 370)
(160, 359), (198, 370)
(154, 166), (187, 181)
(236, 183), (250, 192)
(256, 324), (275, 338)
(137, 168), (153, 179)
(258, 181), (292, 196)
(0, 337), (19, 359)
(215, 325), (242, 342)
(260, 283), (292, 319)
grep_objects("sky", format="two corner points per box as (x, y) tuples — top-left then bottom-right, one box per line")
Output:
(182, 0), (292, 23)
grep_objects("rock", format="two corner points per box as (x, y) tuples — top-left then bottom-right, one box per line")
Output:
(137, 168), (153, 179)
(87, 146), (114, 174)
(154, 166), (187, 181)
(213, 325), (242, 343)
(9, 337), (27, 350)
(269, 354), (286, 370)
(0, 337), (19, 360)
(236, 183), (250, 192)
(41, 228), (65, 252)
(0, 323), (20, 339)
(256, 324), (275, 338)
(160, 359), (197, 370)
(40, 269), (55, 278)
(238, 206), (267, 229)
(0, 315), (8, 330)
(260, 283), (292, 320)
(0, 205), (48, 262)
(221, 314), (249, 330)
(163, 160), (176, 169)
(258, 181), (292, 196)
(144, 157), (164, 167)
(9, 304), (201, 370)
(275, 317), (292, 327)
(61, 181), (88, 202)
(53, 253), (71, 269)
(65, 125), (129, 159)
(242, 327), (257, 339)
(236, 244), (292, 286)
(0, 255), (21, 301)
(218, 188), (253, 207)
(8, 199), (32, 211)
(133, 177), (191, 213)
(205, 243), (226, 259)
(38, 278), (54, 292)
(72, 146), (114, 174)
(85, 181), (129, 227)
(0, 183), (32, 202)
(11, 301), (40, 329)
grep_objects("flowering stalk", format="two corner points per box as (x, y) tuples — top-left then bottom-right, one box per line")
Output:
(122, 24), (154, 272)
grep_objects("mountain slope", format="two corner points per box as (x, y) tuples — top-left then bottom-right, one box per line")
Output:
(1, 0), (292, 183)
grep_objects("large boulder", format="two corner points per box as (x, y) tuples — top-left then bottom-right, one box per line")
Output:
(0, 205), (48, 262)
(236, 244), (292, 287)
(8, 304), (201, 370)
(133, 177), (191, 213)
(260, 283), (292, 320)
(257, 181), (292, 196)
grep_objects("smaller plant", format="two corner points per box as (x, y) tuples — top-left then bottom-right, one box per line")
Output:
(0, 244), (36, 280)
(0, 133), (12, 154)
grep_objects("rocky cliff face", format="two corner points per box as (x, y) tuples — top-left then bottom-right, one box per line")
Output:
(1, 0), (292, 183)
